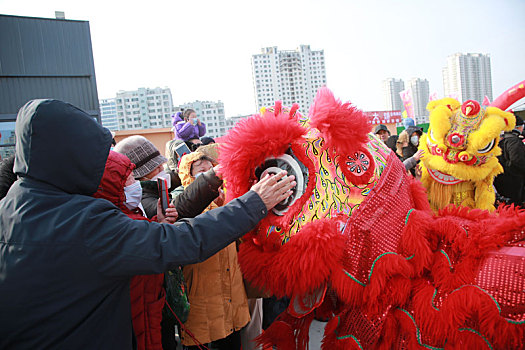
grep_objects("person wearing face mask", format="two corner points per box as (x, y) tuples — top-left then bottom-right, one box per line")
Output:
(93, 151), (178, 350)
(114, 135), (173, 219)
(174, 109), (207, 142)
(115, 136), (185, 349)
(174, 150), (248, 350)
(171, 145), (263, 350)
(397, 126), (423, 176)
(119, 138), (224, 348)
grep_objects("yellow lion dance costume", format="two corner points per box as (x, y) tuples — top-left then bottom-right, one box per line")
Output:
(419, 98), (515, 211)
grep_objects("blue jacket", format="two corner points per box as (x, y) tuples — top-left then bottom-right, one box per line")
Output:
(0, 100), (267, 349)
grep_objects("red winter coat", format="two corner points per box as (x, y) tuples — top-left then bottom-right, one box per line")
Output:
(93, 151), (165, 350)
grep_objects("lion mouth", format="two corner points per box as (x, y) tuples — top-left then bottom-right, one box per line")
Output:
(427, 168), (465, 185)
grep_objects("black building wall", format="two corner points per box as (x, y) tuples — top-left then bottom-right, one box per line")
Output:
(0, 14), (100, 122)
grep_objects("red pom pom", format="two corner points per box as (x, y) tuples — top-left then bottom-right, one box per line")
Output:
(461, 100), (480, 116)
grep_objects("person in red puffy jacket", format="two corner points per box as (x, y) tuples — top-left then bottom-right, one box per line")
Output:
(93, 150), (178, 350)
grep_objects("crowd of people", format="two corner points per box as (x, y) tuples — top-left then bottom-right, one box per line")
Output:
(0, 99), (524, 349)
(374, 118), (425, 178)
(0, 100), (296, 349)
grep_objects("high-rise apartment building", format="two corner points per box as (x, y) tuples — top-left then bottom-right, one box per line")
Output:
(178, 100), (227, 139)
(0, 123), (15, 160)
(252, 45), (326, 113)
(383, 78), (405, 112)
(442, 53), (493, 104)
(221, 114), (251, 138)
(228, 114), (250, 127)
(99, 98), (118, 131)
(115, 87), (174, 130)
(408, 78), (430, 124)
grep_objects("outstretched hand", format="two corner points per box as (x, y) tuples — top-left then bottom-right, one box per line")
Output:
(250, 171), (296, 211)
(413, 149), (425, 161)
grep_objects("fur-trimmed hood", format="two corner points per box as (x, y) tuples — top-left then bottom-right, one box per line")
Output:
(178, 151), (216, 188)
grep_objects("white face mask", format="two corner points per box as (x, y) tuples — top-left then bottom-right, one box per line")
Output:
(150, 170), (171, 189)
(124, 181), (143, 210)
(194, 172), (204, 179)
(410, 135), (419, 146)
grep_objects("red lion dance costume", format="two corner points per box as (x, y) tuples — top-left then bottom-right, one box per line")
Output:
(219, 86), (525, 349)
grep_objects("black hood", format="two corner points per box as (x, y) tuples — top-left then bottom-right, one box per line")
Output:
(14, 99), (112, 195)
(405, 126), (423, 137)
(385, 135), (398, 153)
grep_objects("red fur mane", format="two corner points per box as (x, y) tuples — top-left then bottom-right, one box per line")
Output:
(219, 106), (307, 203)
(309, 87), (371, 153)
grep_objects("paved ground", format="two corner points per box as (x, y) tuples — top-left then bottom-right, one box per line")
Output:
(309, 320), (327, 349)
(175, 319), (327, 349)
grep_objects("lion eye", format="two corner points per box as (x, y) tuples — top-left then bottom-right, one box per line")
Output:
(477, 139), (495, 154)
(429, 129), (437, 143)
(427, 129), (438, 145)
(254, 148), (308, 216)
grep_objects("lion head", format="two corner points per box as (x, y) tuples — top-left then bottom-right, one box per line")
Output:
(420, 98), (515, 210)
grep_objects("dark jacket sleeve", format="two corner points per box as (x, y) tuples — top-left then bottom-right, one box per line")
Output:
(141, 196), (158, 219)
(505, 136), (525, 173)
(167, 169), (182, 191)
(401, 145), (417, 161)
(140, 181), (160, 219)
(84, 190), (267, 277)
(403, 156), (418, 171)
(172, 169), (223, 218)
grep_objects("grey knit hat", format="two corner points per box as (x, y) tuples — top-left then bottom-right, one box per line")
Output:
(114, 135), (167, 179)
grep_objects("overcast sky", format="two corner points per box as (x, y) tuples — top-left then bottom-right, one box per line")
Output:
(2, 0), (524, 116)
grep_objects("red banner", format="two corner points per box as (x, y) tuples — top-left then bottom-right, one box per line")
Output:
(364, 110), (402, 125)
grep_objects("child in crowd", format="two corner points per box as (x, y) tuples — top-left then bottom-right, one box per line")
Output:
(172, 109), (206, 142)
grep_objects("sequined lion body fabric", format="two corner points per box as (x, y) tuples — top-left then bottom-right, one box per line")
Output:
(219, 87), (525, 349)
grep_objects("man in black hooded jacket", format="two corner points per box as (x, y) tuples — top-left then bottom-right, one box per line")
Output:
(494, 115), (525, 206)
(0, 99), (295, 349)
